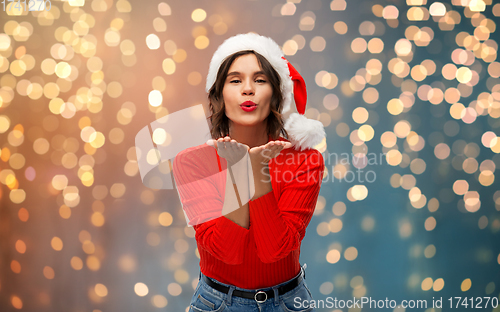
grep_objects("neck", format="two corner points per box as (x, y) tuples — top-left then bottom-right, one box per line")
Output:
(228, 121), (269, 148)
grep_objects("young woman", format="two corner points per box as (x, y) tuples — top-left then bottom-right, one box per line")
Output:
(173, 33), (325, 312)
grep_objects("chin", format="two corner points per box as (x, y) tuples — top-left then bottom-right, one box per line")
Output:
(232, 119), (265, 127)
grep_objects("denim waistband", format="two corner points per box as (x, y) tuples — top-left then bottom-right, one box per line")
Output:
(198, 263), (307, 306)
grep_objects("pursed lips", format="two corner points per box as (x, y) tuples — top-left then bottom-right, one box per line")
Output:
(240, 101), (257, 107)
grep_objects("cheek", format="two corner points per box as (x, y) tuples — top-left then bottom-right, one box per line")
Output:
(222, 88), (234, 103)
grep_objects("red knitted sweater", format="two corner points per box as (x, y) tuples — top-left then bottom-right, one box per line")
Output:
(173, 136), (324, 289)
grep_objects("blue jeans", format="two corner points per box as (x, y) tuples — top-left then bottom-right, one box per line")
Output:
(188, 263), (315, 312)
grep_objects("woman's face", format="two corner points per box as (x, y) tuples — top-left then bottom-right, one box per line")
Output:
(222, 53), (272, 129)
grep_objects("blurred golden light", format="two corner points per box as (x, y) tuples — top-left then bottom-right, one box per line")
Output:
(351, 38), (367, 53)
(319, 282), (334, 295)
(424, 244), (436, 258)
(18, 208), (29, 222)
(283, 40), (299, 56)
(134, 283), (149, 297)
(91, 212), (105, 226)
(192, 8), (207, 22)
(159, 212), (173, 227)
(358, 125), (374, 141)
(328, 218), (343, 233)
(316, 222), (330, 236)
(351, 185), (368, 200)
(110, 183), (126, 198)
(310, 36), (326, 52)
(469, 0), (486, 12)
(153, 17), (167, 32)
(118, 255), (137, 273)
(299, 11), (315, 31)
(173, 49), (187, 63)
(95, 284), (108, 297)
(86, 256), (101, 271)
(330, 0), (346, 11)
(421, 277), (433, 291)
(352, 107), (369, 124)
(387, 98), (404, 115)
(43, 266), (55, 279)
(158, 2), (171, 16)
(71, 256), (83, 270)
(213, 22), (228, 35)
(11, 260), (21, 274)
(461, 278), (472, 291)
(51, 237), (63, 251)
(187, 71), (202, 86)
(9, 189), (26, 204)
(149, 90), (163, 107)
(281, 2), (296, 15)
(434, 143), (451, 160)
(424, 217), (437, 231)
(334, 21), (348, 34)
(162, 58), (176, 75)
(344, 247), (358, 261)
(433, 278), (445, 291)
(167, 283), (182, 296)
(11, 296), (22, 309)
(398, 219), (412, 238)
(383, 5), (399, 19)
(367, 38), (384, 53)
(456, 67), (472, 83)
(430, 2), (446, 16)
(0, 34), (11, 51)
(453, 180), (469, 195)
(359, 21), (375, 35)
(152, 295), (168, 308)
(326, 249), (341, 264)
(194, 36), (209, 49)
(164, 40), (177, 55)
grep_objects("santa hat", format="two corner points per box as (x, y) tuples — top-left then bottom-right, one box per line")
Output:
(205, 32), (326, 151)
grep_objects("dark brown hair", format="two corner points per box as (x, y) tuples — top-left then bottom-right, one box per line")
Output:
(207, 50), (289, 141)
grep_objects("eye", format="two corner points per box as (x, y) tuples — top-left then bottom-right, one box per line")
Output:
(256, 79), (267, 83)
(230, 79), (240, 83)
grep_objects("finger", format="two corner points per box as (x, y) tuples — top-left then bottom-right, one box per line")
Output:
(218, 137), (227, 149)
(228, 140), (238, 151)
(275, 141), (287, 148)
(271, 145), (284, 156)
(228, 139), (238, 152)
(217, 138), (225, 151)
(265, 142), (275, 149)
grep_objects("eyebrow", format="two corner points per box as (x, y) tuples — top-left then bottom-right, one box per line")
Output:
(227, 71), (267, 77)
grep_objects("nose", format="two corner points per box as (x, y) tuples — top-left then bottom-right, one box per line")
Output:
(241, 78), (254, 96)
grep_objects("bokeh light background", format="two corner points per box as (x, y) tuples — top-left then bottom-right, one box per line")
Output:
(1, 0), (500, 311)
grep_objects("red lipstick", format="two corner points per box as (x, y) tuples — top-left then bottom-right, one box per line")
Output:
(240, 101), (257, 112)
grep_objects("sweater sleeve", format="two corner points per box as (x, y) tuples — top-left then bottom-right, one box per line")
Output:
(249, 149), (324, 263)
(173, 145), (249, 265)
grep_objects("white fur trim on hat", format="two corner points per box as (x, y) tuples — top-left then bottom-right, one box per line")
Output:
(205, 32), (294, 114)
(284, 113), (326, 151)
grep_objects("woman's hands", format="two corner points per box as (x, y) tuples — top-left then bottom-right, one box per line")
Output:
(207, 136), (292, 202)
(207, 136), (249, 166)
(248, 139), (292, 166)
(207, 136), (292, 166)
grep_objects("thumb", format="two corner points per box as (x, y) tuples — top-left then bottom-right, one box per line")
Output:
(206, 139), (217, 149)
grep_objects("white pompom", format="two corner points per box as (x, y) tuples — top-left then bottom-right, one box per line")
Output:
(284, 113), (326, 151)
